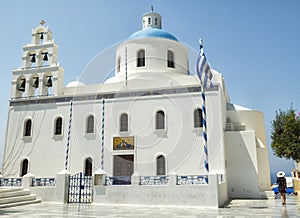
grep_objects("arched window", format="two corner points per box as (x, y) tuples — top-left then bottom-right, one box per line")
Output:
(120, 113), (128, 132)
(54, 117), (63, 135)
(86, 115), (95, 133)
(157, 155), (166, 176)
(194, 108), (203, 128)
(117, 56), (121, 73)
(20, 159), (28, 177)
(156, 110), (165, 130)
(167, 50), (175, 68)
(24, 119), (32, 137)
(137, 49), (145, 67)
(84, 157), (93, 176)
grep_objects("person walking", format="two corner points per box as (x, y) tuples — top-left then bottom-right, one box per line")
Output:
(277, 171), (287, 205)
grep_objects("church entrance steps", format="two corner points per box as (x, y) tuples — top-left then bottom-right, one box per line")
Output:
(0, 187), (23, 193)
(0, 187), (41, 208)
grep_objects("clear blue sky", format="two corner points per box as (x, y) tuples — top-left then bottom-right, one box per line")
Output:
(0, 0), (298, 178)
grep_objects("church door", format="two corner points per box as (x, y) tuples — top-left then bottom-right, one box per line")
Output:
(113, 155), (134, 184)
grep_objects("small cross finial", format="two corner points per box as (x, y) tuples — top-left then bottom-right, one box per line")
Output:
(151, 5), (154, 12)
(40, 20), (45, 26)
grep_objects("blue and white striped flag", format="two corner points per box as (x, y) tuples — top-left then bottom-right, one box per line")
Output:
(195, 40), (213, 88)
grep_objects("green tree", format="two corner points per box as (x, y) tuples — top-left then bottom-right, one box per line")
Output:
(271, 106), (300, 163)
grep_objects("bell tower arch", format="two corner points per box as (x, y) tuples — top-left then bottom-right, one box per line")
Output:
(11, 20), (64, 99)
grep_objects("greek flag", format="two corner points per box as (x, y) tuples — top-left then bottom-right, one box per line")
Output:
(195, 41), (213, 88)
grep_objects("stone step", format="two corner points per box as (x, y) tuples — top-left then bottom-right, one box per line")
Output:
(0, 190), (30, 199)
(0, 198), (41, 209)
(0, 187), (23, 193)
(0, 194), (37, 205)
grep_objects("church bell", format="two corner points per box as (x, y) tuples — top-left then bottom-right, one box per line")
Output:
(32, 77), (39, 88)
(39, 32), (44, 40)
(45, 76), (52, 87)
(30, 54), (36, 63)
(18, 78), (26, 92)
(42, 52), (48, 61)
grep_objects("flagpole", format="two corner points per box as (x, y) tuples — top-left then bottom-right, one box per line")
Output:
(196, 38), (210, 180)
(65, 100), (73, 170)
(201, 86), (209, 175)
(125, 46), (128, 86)
(101, 98), (105, 170)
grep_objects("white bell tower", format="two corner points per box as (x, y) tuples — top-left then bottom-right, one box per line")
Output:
(11, 20), (64, 99)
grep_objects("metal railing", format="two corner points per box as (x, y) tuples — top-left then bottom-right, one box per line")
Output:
(31, 178), (56, 186)
(177, 175), (208, 185)
(140, 176), (169, 185)
(105, 176), (131, 185)
(0, 178), (22, 187)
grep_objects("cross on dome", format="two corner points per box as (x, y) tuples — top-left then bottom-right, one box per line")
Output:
(40, 20), (46, 26)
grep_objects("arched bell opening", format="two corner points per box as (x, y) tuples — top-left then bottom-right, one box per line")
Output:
(38, 49), (49, 67)
(16, 75), (26, 98)
(42, 73), (53, 96)
(28, 74), (40, 97)
(36, 28), (44, 45)
(27, 50), (37, 68)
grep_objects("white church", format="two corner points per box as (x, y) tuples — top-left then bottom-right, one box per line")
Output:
(2, 9), (272, 207)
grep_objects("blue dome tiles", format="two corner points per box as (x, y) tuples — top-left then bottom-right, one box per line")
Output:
(128, 28), (178, 41)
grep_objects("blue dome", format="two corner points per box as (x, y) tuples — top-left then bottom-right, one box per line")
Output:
(128, 28), (178, 41)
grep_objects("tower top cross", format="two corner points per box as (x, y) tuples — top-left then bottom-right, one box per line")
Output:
(40, 20), (46, 26)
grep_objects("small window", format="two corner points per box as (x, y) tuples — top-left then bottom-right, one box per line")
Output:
(155, 18), (158, 25)
(137, 49), (145, 67)
(86, 115), (95, 133)
(148, 17), (151, 25)
(117, 56), (121, 73)
(24, 119), (32, 137)
(20, 159), (29, 177)
(120, 113), (128, 132)
(157, 155), (166, 176)
(84, 157), (93, 176)
(194, 108), (203, 128)
(54, 117), (63, 135)
(167, 50), (175, 68)
(156, 110), (165, 130)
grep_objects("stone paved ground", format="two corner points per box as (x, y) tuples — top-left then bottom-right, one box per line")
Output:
(0, 195), (299, 217)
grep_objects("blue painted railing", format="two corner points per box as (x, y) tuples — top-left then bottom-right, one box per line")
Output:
(0, 178), (22, 187)
(140, 176), (169, 185)
(177, 175), (208, 185)
(106, 176), (131, 185)
(31, 178), (56, 186)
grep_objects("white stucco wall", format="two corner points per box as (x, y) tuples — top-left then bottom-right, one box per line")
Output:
(113, 38), (189, 80)
(225, 130), (269, 198)
(3, 83), (227, 179)
(226, 107), (271, 192)
(3, 102), (70, 177)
